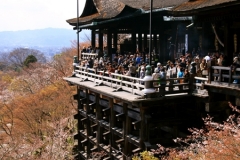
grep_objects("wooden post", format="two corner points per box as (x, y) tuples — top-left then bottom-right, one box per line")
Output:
(229, 66), (232, 86)
(138, 32), (143, 52)
(84, 89), (91, 158)
(124, 105), (132, 158)
(139, 104), (147, 149)
(91, 29), (96, 49)
(109, 98), (115, 158)
(219, 68), (222, 82)
(99, 29), (103, 55)
(122, 103), (128, 160)
(114, 32), (118, 53)
(95, 94), (102, 145)
(76, 87), (82, 159)
(132, 31), (136, 54)
(107, 31), (112, 62)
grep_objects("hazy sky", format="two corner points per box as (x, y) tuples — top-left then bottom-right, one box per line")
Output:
(0, 0), (86, 31)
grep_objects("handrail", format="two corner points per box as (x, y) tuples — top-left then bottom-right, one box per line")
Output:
(209, 66), (240, 86)
(81, 52), (98, 60)
(74, 65), (191, 97)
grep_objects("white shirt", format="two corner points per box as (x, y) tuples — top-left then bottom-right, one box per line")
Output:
(204, 55), (211, 62)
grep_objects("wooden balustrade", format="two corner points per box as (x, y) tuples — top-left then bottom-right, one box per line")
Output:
(73, 64), (240, 98)
(210, 66), (240, 86)
(74, 66), (191, 97)
(81, 53), (98, 60)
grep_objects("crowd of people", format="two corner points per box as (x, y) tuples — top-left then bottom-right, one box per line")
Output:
(78, 48), (240, 84)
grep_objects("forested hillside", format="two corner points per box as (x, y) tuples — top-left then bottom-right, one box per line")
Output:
(0, 46), (78, 159)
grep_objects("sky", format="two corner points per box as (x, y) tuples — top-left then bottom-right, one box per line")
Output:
(0, 0), (86, 32)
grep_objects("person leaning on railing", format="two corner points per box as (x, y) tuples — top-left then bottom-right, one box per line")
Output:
(231, 57), (240, 84)
(152, 67), (160, 88)
(200, 59), (208, 78)
(159, 67), (166, 85)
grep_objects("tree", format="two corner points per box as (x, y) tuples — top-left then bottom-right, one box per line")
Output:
(0, 46), (77, 159)
(5, 48), (46, 70)
(146, 102), (240, 160)
(23, 55), (37, 67)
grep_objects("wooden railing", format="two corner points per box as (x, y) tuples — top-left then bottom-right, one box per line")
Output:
(209, 66), (240, 87)
(81, 53), (98, 60)
(71, 62), (240, 98)
(74, 66), (191, 97)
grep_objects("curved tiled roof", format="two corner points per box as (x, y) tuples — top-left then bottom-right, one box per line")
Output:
(67, 0), (125, 25)
(173, 0), (238, 12)
(93, 0), (125, 18)
(118, 0), (188, 10)
(67, 13), (100, 25)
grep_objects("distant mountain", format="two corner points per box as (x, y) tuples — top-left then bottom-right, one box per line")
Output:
(0, 28), (90, 48)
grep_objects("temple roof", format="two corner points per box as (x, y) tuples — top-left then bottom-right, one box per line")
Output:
(118, 0), (188, 10)
(66, 0), (190, 27)
(172, 0), (239, 13)
(67, 0), (126, 26)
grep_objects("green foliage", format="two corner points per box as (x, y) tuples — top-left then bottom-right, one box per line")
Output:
(23, 54), (38, 67)
(132, 151), (159, 160)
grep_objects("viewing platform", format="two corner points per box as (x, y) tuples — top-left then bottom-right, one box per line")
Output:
(64, 63), (240, 160)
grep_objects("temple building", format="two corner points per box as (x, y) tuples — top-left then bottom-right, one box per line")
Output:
(64, 0), (240, 159)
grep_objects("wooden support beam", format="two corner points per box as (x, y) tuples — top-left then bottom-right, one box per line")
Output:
(102, 107), (110, 112)
(100, 94), (109, 100)
(132, 148), (141, 153)
(115, 139), (124, 143)
(81, 139), (87, 143)
(90, 146), (98, 152)
(116, 113), (124, 121)
(132, 120), (141, 130)
(81, 118), (87, 121)
(113, 98), (121, 103)
(91, 124), (97, 128)
(103, 131), (110, 136)
(80, 97), (86, 102)
(102, 107), (110, 116)
(89, 102), (96, 106)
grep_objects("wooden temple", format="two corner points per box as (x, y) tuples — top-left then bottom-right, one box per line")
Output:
(64, 0), (240, 159)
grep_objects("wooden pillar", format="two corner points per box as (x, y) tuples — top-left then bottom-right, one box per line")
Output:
(122, 103), (128, 160)
(153, 33), (157, 53)
(153, 33), (158, 64)
(99, 29), (103, 52)
(95, 94), (102, 145)
(138, 33), (143, 53)
(113, 32), (118, 54)
(132, 31), (136, 54)
(107, 30), (112, 61)
(76, 87), (82, 160)
(84, 89), (91, 158)
(224, 22), (234, 62)
(109, 98), (115, 159)
(91, 29), (96, 49)
(139, 105), (147, 149)
(124, 104), (132, 158)
(172, 22), (177, 59)
(144, 33), (148, 52)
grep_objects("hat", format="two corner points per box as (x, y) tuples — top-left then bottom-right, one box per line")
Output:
(157, 62), (161, 66)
